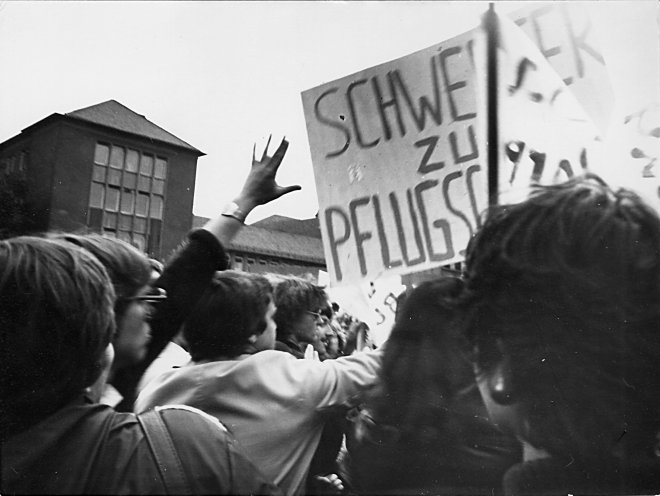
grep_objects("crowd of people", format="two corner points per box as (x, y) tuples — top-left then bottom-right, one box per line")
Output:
(2, 135), (660, 495)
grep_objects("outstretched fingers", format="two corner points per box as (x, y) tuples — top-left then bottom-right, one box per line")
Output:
(253, 136), (288, 169)
(260, 134), (273, 162)
(268, 137), (289, 170)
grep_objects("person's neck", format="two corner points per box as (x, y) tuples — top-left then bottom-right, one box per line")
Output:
(281, 334), (302, 349)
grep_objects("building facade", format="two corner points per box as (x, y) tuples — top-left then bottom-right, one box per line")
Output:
(0, 100), (203, 259)
(193, 214), (327, 282)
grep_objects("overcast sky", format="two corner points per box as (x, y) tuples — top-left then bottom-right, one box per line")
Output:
(0, 0), (526, 222)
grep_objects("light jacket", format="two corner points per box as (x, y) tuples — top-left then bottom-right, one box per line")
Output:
(136, 348), (383, 495)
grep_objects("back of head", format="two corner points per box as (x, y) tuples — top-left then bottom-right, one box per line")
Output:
(463, 174), (660, 460)
(51, 233), (151, 318)
(371, 277), (471, 442)
(0, 236), (116, 438)
(266, 274), (328, 340)
(184, 270), (272, 361)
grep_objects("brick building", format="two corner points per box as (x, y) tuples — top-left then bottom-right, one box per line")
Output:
(0, 100), (203, 259)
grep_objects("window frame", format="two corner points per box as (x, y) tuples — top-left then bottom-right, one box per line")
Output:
(88, 141), (168, 257)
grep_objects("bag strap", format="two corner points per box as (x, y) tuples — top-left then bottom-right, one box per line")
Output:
(137, 408), (192, 495)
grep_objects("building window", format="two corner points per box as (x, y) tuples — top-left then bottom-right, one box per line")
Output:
(18, 151), (27, 172)
(88, 142), (167, 255)
(1, 151), (28, 176)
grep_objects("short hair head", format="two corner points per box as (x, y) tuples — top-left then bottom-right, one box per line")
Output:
(462, 174), (660, 460)
(184, 270), (273, 361)
(52, 233), (152, 319)
(266, 274), (328, 341)
(0, 236), (116, 437)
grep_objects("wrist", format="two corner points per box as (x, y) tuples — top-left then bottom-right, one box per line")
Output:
(233, 195), (259, 214)
(221, 201), (249, 223)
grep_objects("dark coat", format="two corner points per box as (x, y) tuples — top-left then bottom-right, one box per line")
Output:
(1, 396), (279, 495)
(503, 455), (660, 495)
(342, 384), (522, 495)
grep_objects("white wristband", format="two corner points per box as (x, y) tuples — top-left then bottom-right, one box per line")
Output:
(220, 201), (247, 223)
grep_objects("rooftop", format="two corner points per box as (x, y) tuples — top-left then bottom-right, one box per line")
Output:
(66, 100), (203, 154)
(193, 215), (325, 264)
(252, 215), (321, 239)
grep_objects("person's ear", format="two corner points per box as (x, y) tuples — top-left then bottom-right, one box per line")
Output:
(488, 339), (516, 406)
(84, 343), (115, 402)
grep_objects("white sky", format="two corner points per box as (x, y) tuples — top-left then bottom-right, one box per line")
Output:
(0, 0), (526, 222)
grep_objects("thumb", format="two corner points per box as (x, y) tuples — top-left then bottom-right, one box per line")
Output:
(275, 184), (302, 198)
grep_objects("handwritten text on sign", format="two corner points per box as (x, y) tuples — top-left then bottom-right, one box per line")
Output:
(302, 30), (486, 285)
(512, 3), (613, 132)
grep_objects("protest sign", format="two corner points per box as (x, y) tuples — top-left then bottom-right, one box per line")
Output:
(303, 3), (657, 286)
(509, 2), (660, 212)
(510, 3), (614, 134)
(302, 30), (486, 286)
(323, 271), (404, 347)
(481, 12), (603, 204)
(589, 2), (660, 213)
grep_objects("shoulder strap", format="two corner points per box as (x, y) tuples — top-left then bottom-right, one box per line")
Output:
(137, 408), (192, 495)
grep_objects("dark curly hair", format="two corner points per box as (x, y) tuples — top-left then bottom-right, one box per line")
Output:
(462, 173), (660, 461)
(184, 270), (273, 361)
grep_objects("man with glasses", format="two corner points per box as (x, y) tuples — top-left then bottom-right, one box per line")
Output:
(267, 274), (332, 359)
(264, 274), (353, 492)
(1, 236), (280, 495)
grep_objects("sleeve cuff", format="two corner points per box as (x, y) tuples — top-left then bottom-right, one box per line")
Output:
(188, 229), (230, 270)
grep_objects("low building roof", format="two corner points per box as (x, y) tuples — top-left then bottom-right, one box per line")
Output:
(231, 225), (325, 264)
(192, 215), (325, 264)
(252, 215), (321, 239)
(1, 100), (203, 156)
(66, 100), (203, 155)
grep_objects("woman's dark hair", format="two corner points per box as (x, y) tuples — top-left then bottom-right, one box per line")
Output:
(184, 270), (273, 361)
(0, 237), (116, 438)
(368, 277), (471, 445)
(462, 173), (660, 461)
(51, 233), (152, 319)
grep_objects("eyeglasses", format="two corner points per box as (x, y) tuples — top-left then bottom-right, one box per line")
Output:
(306, 308), (332, 321)
(126, 287), (167, 304)
(306, 310), (323, 320)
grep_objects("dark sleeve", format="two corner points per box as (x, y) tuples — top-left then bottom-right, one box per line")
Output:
(112, 229), (229, 411)
(147, 229), (229, 362)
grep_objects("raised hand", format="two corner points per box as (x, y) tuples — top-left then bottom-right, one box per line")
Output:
(203, 135), (302, 246)
(237, 135), (301, 211)
(304, 343), (320, 361)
